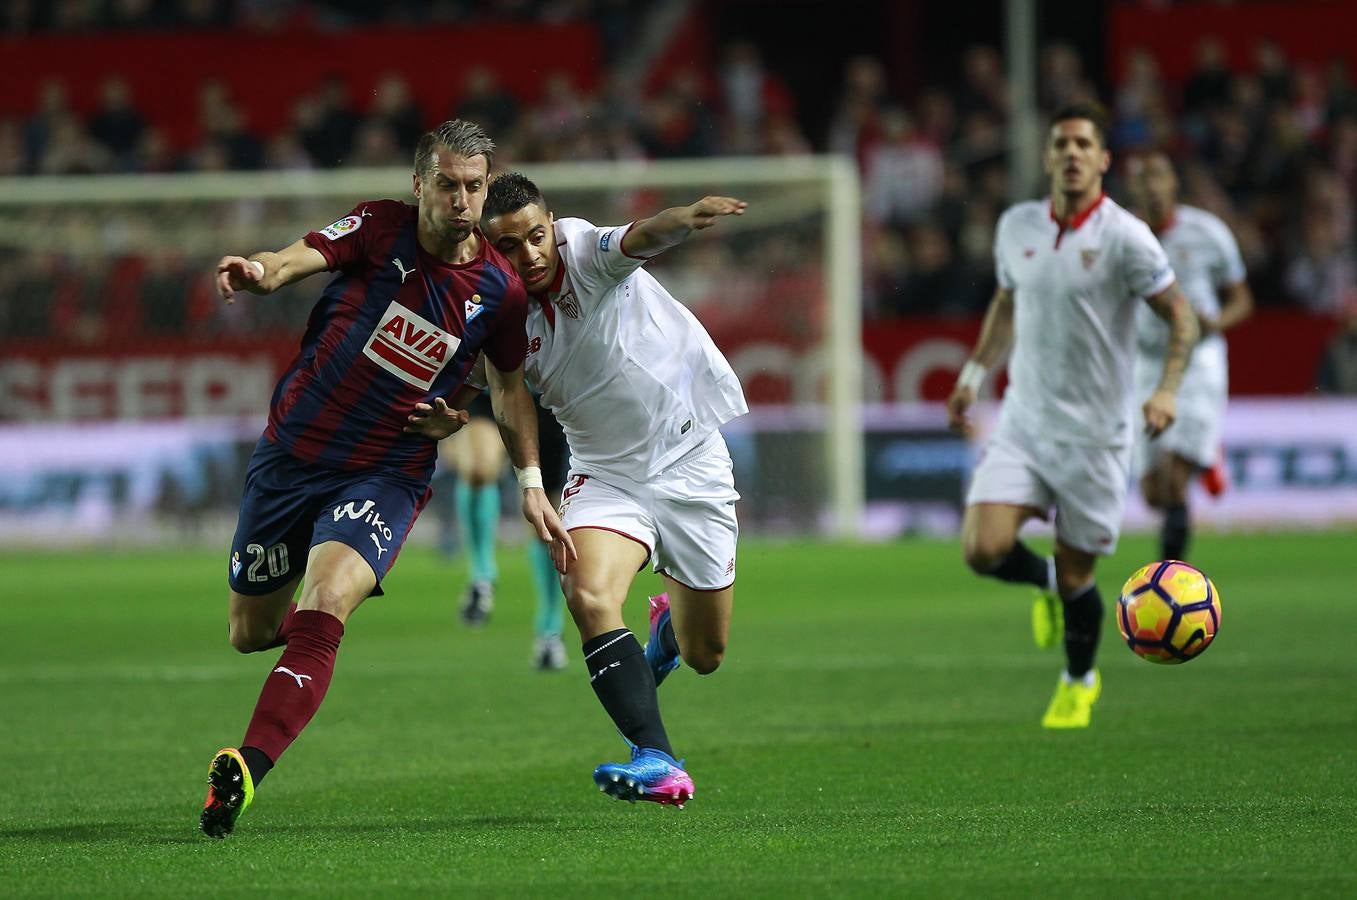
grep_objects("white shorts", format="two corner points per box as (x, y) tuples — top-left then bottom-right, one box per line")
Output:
(558, 433), (739, 591)
(966, 427), (1131, 555)
(1133, 361), (1226, 472)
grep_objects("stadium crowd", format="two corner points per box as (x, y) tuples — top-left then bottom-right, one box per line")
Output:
(2, 2), (1355, 349)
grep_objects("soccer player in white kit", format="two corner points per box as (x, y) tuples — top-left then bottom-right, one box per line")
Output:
(947, 104), (1200, 729)
(1127, 151), (1253, 563)
(436, 173), (748, 807)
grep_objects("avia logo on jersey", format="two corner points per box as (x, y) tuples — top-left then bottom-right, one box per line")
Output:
(332, 499), (395, 541)
(363, 301), (461, 389)
(321, 215), (363, 240)
(465, 294), (484, 324)
(1080, 248), (1101, 270)
(556, 289), (581, 319)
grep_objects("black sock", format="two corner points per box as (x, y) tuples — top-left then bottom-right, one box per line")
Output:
(986, 540), (1051, 590)
(1062, 583), (1104, 679)
(659, 619), (680, 660)
(240, 745), (274, 786)
(583, 629), (673, 757)
(1161, 504), (1190, 561)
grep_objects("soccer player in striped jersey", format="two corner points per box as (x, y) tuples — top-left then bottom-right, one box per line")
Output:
(1126, 151), (1253, 563)
(199, 120), (575, 839)
(947, 104), (1199, 729)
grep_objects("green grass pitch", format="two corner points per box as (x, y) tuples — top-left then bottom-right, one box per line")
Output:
(2, 531), (1354, 897)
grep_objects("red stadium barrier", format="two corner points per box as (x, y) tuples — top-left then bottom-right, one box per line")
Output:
(0, 24), (602, 150)
(0, 311), (1339, 420)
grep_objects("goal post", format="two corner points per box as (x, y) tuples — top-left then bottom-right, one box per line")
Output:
(0, 156), (864, 540)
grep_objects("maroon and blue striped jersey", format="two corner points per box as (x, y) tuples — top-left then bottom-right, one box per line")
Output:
(262, 199), (527, 482)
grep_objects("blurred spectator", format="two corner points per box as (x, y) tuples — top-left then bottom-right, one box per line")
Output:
(1284, 212), (1357, 315)
(1255, 40), (1295, 107)
(1040, 43), (1094, 112)
(955, 45), (1007, 119)
(862, 108), (943, 228)
(1184, 37), (1233, 116)
(0, 118), (25, 176)
(134, 127), (179, 173)
(345, 120), (405, 167)
(261, 130), (314, 171)
(87, 77), (147, 169)
(827, 55), (888, 162)
(38, 116), (112, 175)
(453, 66), (520, 138)
(879, 225), (985, 318)
(1325, 58), (1357, 123)
(300, 76), (359, 167)
(369, 74), (424, 149)
(25, 80), (73, 168)
(718, 41), (793, 155)
(1315, 306), (1357, 394)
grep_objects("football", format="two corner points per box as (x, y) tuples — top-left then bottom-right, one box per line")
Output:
(1115, 560), (1222, 664)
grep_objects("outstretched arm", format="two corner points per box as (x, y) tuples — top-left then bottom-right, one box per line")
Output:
(620, 196), (747, 258)
(1142, 281), (1201, 436)
(946, 286), (1015, 436)
(486, 360), (577, 571)
(215, 239), (329, 304)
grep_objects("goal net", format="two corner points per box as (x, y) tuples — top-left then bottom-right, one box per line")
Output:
(0, 158), (862, 546)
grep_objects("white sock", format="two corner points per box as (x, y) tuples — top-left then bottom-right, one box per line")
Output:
(1045, 557), (1057, 593)
(1062, 669), (1097, 687)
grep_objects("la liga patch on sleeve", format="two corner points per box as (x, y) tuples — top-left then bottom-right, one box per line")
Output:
(321, 215), (363, 240)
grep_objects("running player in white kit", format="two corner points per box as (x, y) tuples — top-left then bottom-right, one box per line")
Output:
(947, 104), (1200, 729)
(418, 173), (748, 807)
(1127, 151), (1253, 563)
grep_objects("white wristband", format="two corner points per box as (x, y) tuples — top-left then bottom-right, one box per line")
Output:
(958, 360), (987, 393)
(248, 259), (265, 280)
(514, 466), (544, 491)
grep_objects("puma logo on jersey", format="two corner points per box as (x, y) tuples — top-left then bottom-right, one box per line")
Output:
(393, 258), (414, 283)
(274, 666), (312, 688)
(370, 533), (388, 558)
(360, 207), (374, 218)
(363, 300), (461, 389)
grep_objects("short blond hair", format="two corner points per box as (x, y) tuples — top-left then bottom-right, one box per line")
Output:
(414, 120), (495, 179)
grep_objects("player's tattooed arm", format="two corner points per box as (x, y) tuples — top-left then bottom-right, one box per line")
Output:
(621, 196), (748, 258)
(946, 286), (1014, 435)
(1142, 281), (1201, 436)
(215, 239), (328, 303)
(1204, 280), (1254, 335)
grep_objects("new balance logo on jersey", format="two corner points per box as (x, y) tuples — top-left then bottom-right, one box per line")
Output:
(393, 258), (414, 283)
(363, 300), (461, 389)
(274, 666), (312, 688)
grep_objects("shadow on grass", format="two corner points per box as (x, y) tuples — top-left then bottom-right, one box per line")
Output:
(0, 813), (574, 845)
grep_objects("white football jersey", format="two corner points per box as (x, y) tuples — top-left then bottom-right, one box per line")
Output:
(523, 217), (748, 480)
(1135, 204), (1245, 382)
(994, 194), (1176, 448)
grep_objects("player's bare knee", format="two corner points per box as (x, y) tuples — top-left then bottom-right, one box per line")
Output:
(684, 641), (725, 675)
(297, 582), (352, 620)
(228, 621), (268, 654)
(963, 537), (1008, 574)
(563, 583), (615, 627)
